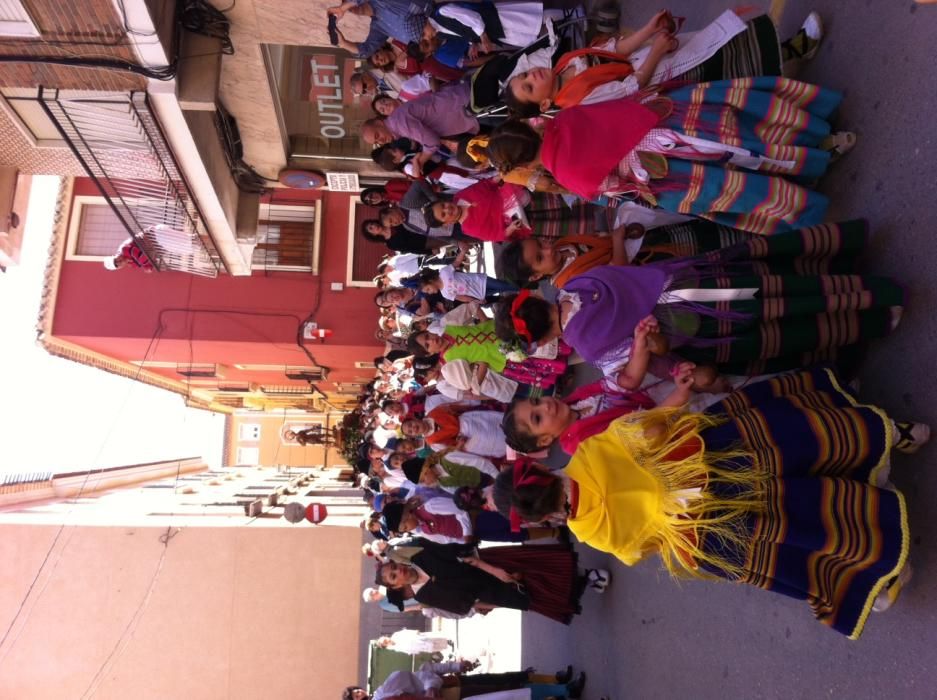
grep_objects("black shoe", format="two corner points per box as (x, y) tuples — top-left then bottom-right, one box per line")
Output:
(555, 665), (574, 684)
(566, 671), (587, 699)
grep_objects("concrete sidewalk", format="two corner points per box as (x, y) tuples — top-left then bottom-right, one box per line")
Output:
(517, 2), (937, 698)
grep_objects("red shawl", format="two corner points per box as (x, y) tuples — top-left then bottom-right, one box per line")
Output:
(425, 406), (461, 446)
(558, 380), (655, 454)
(553, 47), (635, 109)
(551, 234), (613, 288)
(540, 98), (661, 200)
(385, 179), (411, 203)
(457, 179), (531, 242)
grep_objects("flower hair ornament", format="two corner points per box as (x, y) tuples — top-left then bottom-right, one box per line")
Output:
(509, 456), (555, 532)
(510, 290), (533, 342)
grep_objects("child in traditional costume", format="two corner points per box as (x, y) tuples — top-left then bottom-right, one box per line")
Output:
(486, 76), (856, 235)
(500, 219), (867, 288)
(402, 404), (508, 457)
(377, 541), (586, 624)
(502, 9), (826, 115)
(424, 179), (610, 243)
(407, 320), (568, 395)
(382, 495), (543, 544)
(404, 451), (500, 492)
(493, 367), (929, 638)
(494, 231), (905, 380)
(500, 363), (708, 455)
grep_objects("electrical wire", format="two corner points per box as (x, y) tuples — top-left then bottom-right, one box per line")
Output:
(0, 55), (177, 80)
(181, 0), (235, 55)
(0, 313), (167, 666)
(0, 261), (329, 671)
(77, 278), (197, 699)
(0, 0), (238, 82)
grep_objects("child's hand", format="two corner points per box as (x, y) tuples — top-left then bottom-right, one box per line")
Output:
(505, 218), (525, 237)
(671, 361), (696, 390)
(651, 30), (678, 54)
(645, 9), (669, 34)
(633, 315), (660, 345)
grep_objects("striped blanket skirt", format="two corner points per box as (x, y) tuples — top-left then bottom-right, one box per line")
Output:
(679, 14), (783, 83)
(652, 222), (902, 376)
(644, 77), (841, 234)
(525, 192), (613, 239)
(633, 218), (866, 271)
(699, 367), (908, 639)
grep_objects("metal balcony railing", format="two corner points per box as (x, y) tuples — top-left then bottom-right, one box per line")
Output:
(38, 88), (221, 277)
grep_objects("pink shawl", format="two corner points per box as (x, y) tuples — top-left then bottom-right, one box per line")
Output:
(540, 98), (662, 200)
(558, 380), (655, 454)
(458, 179), (530, 242)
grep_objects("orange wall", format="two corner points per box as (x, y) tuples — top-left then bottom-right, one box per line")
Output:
(0, 524), (362, 699)
(228, 413), (351, 468)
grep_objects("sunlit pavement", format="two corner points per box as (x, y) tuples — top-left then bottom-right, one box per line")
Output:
(513, 2), (937, 698)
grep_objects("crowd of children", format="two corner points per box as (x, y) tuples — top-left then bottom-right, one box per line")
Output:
(335, 11), (929, 696)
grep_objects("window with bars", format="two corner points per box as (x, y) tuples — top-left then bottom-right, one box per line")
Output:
(350, 200), (386, 284)
(285, 366), (326, 381)
(251, 203), (317, 272)
(74, 203), (128, 257)
(176, 363), (218, 378)
(218, 382), (251, 392)
(261, 384), (310, 396)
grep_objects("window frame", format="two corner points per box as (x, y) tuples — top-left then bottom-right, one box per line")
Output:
(66, 195), (128, 261)
(0, 2), (40, 37)
(236, 447), (261, 465)
(238, 423), (262, 441)
(176, 363), (219, 378)
(285, 366), (326, 381)
(0, 91), (67, 148)
(345, 195), (380, 288)
(250, 200), (322, 273)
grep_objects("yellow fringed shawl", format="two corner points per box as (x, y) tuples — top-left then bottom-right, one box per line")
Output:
(565, 407), (765, 579)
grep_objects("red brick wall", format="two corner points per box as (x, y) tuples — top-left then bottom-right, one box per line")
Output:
(0, 0), (147, 91)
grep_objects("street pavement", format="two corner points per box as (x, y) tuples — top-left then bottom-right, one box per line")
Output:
(519, 2), (937, 698)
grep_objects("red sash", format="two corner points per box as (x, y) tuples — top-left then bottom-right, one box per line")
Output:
(553, 48), (635, 109)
